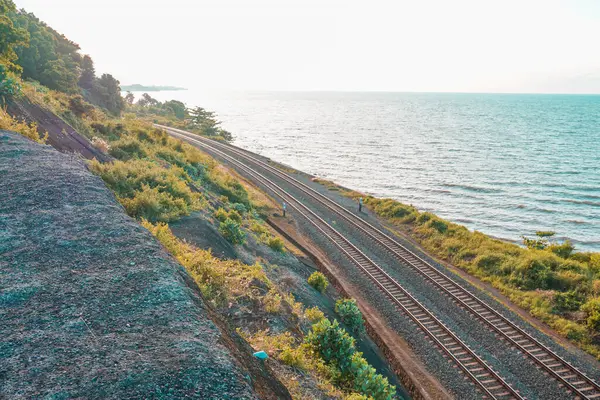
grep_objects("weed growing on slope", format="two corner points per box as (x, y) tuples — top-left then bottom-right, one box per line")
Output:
(0, 108), (47, 143)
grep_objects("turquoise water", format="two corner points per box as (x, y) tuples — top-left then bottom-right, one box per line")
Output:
(145, 91), (600, 251)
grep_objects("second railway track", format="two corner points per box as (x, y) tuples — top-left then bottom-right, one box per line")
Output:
(161, 125), (600, 399)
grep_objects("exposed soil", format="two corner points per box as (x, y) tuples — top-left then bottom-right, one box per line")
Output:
(6, 98), (111, 162)
(0, 131), (289, 399)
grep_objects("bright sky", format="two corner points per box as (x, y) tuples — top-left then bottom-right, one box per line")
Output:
(14, 0), (600, 93)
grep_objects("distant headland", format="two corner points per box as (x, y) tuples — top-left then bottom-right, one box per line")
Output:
(121, 84), (187, 92)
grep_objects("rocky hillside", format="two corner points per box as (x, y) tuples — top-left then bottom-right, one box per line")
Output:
(0, 131), (288, 399)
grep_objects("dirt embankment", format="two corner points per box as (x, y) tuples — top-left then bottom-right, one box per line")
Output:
(0, 131), (289, 399)
(6, 98), (111, 161)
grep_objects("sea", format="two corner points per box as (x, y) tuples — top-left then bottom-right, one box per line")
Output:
(135, 90), (600, 252)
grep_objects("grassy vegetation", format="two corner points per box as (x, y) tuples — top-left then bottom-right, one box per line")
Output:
(146, 221), (396, 399)
(324, 184), (600, 358)
(246, 317), (396, 400)
(0, 107), (47, 143)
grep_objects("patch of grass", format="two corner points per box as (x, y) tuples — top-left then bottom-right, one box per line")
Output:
(89, 158), (202, 222)
(142, 221), (274, 308)
(263, 288), (283, 313)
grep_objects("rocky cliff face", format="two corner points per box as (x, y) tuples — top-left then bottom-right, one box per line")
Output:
(0, 131), (288, 399)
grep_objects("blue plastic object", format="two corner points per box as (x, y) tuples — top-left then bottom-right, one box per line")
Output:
(253, 351), (268, 360)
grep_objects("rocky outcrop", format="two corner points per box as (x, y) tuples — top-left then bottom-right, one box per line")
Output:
(0, 131), (288, 399)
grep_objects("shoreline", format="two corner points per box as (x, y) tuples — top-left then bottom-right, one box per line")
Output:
(179, 129), (600, 367)
(232, 142), (599, 253)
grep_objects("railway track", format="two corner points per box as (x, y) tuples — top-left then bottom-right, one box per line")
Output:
(161, 126), (523, 399)
(163, 130), (600, 400)
(162, 125), (600, 399)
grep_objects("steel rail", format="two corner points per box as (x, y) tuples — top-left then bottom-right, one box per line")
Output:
(164, 127), (523, 400)
(159, 124), (600, 400)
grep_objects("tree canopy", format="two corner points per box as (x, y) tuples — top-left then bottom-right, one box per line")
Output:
(0, 0), (28, 71)
(0, 5), (126, 114)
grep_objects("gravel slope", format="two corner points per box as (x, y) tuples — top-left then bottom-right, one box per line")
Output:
(0, 131), (288, 399)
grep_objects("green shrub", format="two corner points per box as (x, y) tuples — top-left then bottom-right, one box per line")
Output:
(214, 207), (242, 223)
(212, 175), (250, 206)
(475, 253), (504, 273)
(510, 253), (558, 290)
(89, 159), (202, 222)
(582, 298), (600, 331)
(306, 319), (356, 372)
(231, 202), (247, 214)
(306, 319), (396, 400)
(219, 218), (246, 244)
(369, 198), (414, 219)
(335, 299), (365, 335)
(278, 346), (307, 369)
(416, 212), (434, 224)
(109, 137), (147, 160)
(0, 65), (20, 100)
(308, 271), (329, 293)
(344, 394), (369, 400)
(428, 218), (448, 234)
(267, 236), (285, 252)
(349, 352), (396, 400)
(214, 207), (229, 222)
(227, 209), (243, 223)
(263, 288), (282, 313)
(250, 221), (268, 235)
(120, 184), (190, 222)
(553, 290), (586, 313)
(550, 240), (575, 259)
(304, 306), (326, 323)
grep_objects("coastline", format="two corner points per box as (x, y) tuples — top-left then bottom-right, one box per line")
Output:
(192, 133), (600, 364)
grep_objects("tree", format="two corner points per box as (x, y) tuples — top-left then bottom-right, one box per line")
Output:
(38, 58), (79, 93)
(0, 63), (20, 101)
(164, 100), (186, 119)
(124, 91), (134, 105)
(78, 54), (95, 89)
(0, 1), (29, 71)
(137, 92), (158, 107)
(91, 73), (125, 115)
(188, 106), (232, 140)
(10, 10), (81, 92)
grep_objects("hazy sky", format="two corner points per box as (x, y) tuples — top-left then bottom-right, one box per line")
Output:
(15, 0), (600, 93)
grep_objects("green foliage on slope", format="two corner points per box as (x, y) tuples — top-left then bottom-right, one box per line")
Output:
(332, 190), (600, 358)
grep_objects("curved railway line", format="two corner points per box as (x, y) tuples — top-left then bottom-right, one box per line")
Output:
(160, 125), (600, 399)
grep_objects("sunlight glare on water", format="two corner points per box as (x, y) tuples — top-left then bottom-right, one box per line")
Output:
(144, 90), (600, 251)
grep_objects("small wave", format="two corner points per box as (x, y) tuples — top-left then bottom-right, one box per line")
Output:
(453, 218), (474, 224)
(566, 219), (589, 225)
(563, 199), (600, 207)
(442, 183), (503, 194)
